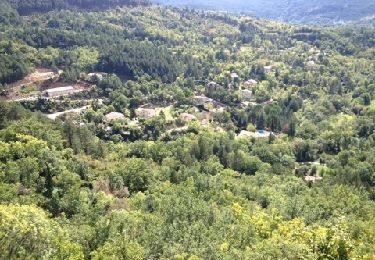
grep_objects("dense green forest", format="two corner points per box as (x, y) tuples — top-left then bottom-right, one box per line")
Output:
(0, 1), (375, 259)
(8, 0), (149, 14)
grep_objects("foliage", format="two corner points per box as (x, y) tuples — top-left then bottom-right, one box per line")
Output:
(0, 2), (374, 259)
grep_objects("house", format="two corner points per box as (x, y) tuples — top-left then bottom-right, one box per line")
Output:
(230, 72), (239, 83)
(104, 112), (125, 123)
(244, 79), (257, 89)
(306, 60), (316, 68)
(87, 72), (107, 82)
(194, 95), (214, 106)
(237, 130), (272, 139)
(207, 81), (218, 89)
(44, 86), (74, 97)
(264, 65), (274, 72)
(180, 113), (197, 123)
(230, 72), (239, 79)
(304, 176), (323, 182)
(135, 108), (157, 119)
(240, 89), (252, 100)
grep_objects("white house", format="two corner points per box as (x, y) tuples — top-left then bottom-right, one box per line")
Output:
(44, 86), (74, 97)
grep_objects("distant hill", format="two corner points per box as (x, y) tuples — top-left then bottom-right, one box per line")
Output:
(8, 0), (149, 15)
(153, 0), (375, 25)
(0, 1), (20, 24)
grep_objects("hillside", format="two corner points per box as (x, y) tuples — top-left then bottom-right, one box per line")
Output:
(7, 0), (149, 15)
(153, 0), (375, 24)
(0, 3), (375, 259)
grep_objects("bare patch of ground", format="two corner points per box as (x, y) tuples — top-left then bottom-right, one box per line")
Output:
(11, 68), (62, 92)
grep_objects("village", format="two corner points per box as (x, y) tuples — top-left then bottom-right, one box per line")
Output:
(1, 66), (281, 141)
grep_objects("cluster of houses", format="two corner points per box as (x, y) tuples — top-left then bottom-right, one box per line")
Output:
(103, 108), (198, 125)
(102, 107), (158, 126)
(100, 106), (200, 136)
(206, 76), (258, 102)
(240, 79), (257, 101)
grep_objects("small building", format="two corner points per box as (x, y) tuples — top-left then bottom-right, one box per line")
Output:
(244, 79), (257, 89)
(194, 95), (214, 106)
(304, 176), (323, 182)
(135, 108), (157, 119)
(240, 89), (252, 100)
(230, 72), (239, 79)
(44, 86), (74, 97)
(306, 60), (316, 68)
(207, 81), (218, 88)
(230, 72), (239, 83)
(104, 112), (125, 123)
(87, 72), (107, 82)
(237, 130), (272, 139)
(180, 113), (197, 123)
(264, 65), (274, 73)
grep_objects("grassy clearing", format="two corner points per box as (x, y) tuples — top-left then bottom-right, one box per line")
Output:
(369, 100), (375, 112)
(156, 105), (174, 121)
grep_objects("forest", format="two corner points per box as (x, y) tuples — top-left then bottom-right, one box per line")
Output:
(9, 0), (149, 15)
(0, 1), (375, 259)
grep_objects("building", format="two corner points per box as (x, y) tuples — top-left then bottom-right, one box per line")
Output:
(135, 108), (157, 119)
(244, 79), (257, 89)
(230, 72), (239, 79)
(237, 130), (272, 139)
(87, 72), (107, 82)
(306, 60), (316, 68)
(104, 112), (125, 123)
(304, 176), (323, 182)
(264, 65), (274, 73)
(207, 81), (218, 88)
(230, 72), (239, 84)
(44, 86), (74, 97)
(180, 113), (197, 123)
(194, 95), (214, 106)
(240, 89), (252, 100)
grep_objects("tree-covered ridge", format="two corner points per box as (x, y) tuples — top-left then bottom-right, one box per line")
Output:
(153, 0), (375, 25)
(0, 3), (374, 259)
(7, 0), (149, 15)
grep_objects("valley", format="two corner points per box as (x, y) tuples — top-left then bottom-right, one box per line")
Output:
(0, 1), (374, 259)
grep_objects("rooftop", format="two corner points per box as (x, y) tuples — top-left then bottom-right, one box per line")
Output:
(304, 176), (323, 182)
(247, 79), (258, 84)
(237, 130), (272, 139)
(104, 112), (125, 122)
(45, 86), (74, 93)
(180, 113), (197, 122)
